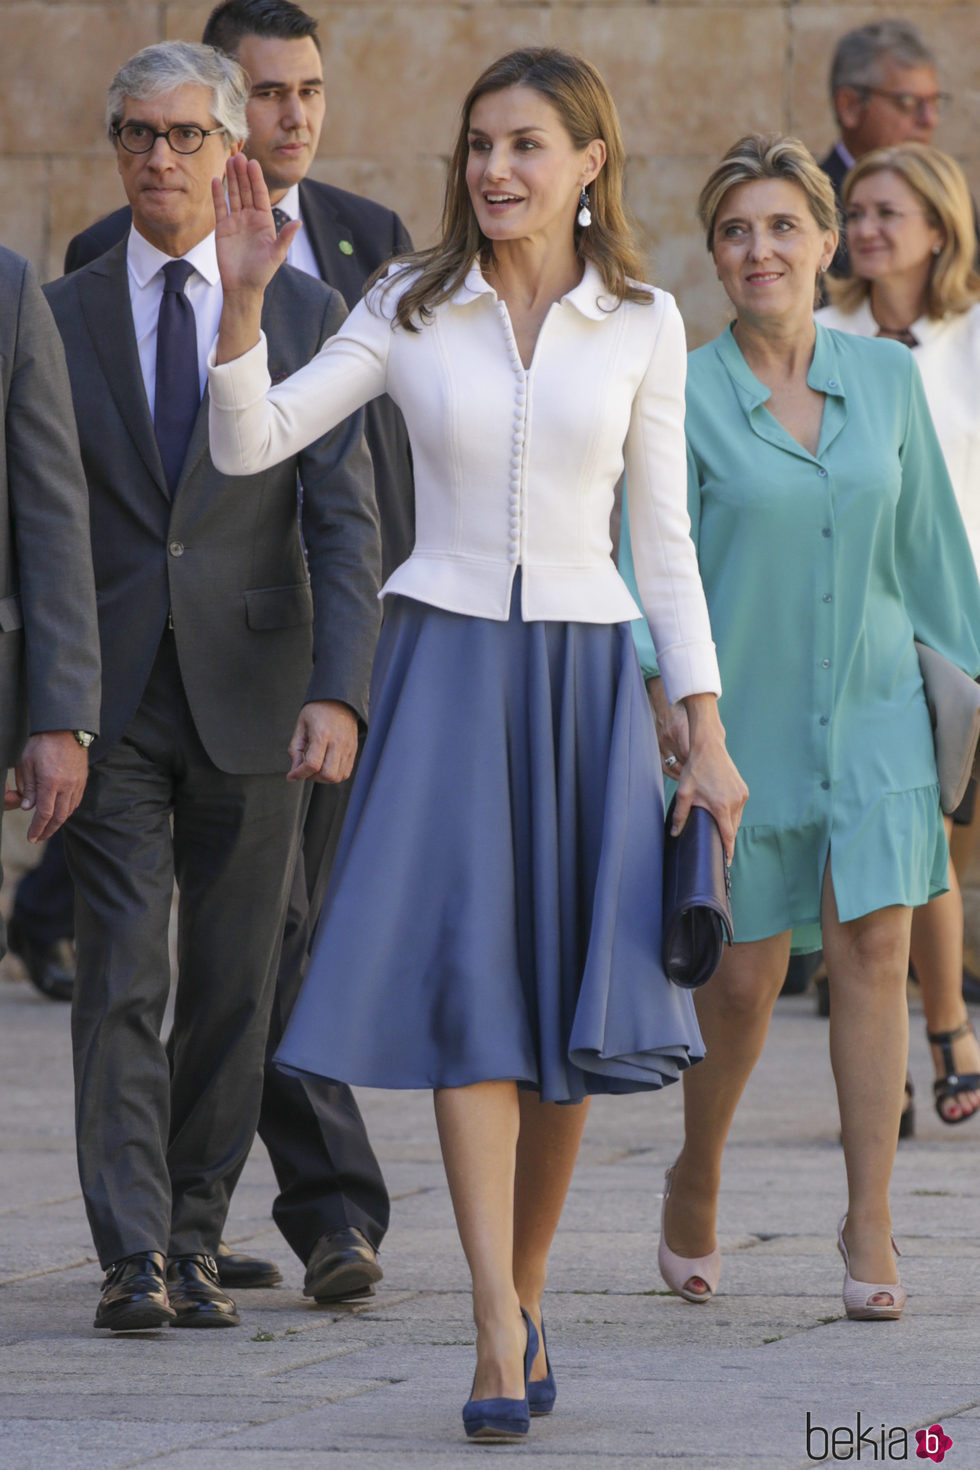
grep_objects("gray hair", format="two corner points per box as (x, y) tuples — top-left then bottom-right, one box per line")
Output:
(830, 20), (935, 100)
(105, 41), (249, 145)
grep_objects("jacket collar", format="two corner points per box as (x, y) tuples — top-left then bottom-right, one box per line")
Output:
(450, 258), (615, 320)
(820, 294), (952, 349)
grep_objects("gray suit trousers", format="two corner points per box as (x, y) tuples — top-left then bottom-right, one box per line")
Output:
(65, 632), (306, 1267)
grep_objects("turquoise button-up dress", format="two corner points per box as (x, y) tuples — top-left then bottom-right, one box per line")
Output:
(621, 323), (980, 952)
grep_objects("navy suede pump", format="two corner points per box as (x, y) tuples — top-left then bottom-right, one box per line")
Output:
(462, 1308), (538, 1442)
(527, 1317), (557, 1416)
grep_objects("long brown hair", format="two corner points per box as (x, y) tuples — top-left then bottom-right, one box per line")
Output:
(369, 47), (651, 330)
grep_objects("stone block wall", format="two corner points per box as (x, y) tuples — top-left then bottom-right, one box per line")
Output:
(2, 0), (978, 345)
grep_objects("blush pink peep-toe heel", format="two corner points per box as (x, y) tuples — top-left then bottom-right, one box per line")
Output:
(658, 1166), (721, 1304)
(837, 1216), (906, 1321)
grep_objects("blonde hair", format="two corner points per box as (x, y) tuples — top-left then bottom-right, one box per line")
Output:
(830, 143), (980, 318)
(697, 133), (839, 249)
(368, 47), (650, 330)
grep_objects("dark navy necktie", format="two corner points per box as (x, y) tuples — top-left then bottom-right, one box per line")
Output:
(271, 206), (289, 236)
(154, 258), (200, 495)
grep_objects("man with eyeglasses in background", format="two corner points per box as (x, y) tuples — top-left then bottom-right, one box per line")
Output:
(820, 19), (954, 277)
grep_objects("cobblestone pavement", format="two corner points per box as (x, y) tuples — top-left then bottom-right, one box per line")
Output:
(2, 922), (978, 1470)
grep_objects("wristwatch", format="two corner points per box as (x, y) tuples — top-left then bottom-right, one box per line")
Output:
(72, 730), (96, 748)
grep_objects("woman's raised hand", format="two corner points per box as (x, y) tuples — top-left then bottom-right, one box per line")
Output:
(212, 154), (301, 296)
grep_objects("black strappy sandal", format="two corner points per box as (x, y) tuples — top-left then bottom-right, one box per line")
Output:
(928, 1018), (980, 1125)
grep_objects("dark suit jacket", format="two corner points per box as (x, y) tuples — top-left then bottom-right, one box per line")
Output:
(65, 179), (415, 580)
(0, 247), (100, 768)
(820, 145), (851, 279)
(44, 241), (381, 775)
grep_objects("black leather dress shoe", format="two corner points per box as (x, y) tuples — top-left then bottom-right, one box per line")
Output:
(216, 1240), (282, 1289)
(166, 1254), (240, 1327)
(6, 917), (75, 1002)
(94, 1251), (176, 1331)
(303, 1227), (382, 1304)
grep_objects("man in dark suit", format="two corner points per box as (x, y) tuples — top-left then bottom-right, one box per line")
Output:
(819, 20), (946, 277)
(61, 0), (414, 1304)
(0, 246), (100, 926)
(46, 38), (381, 1332)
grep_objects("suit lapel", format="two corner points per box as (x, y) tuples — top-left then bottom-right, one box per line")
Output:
(172, 388), (211, 493)
(298, 180), (364, 308)
(79, 243), (170, 499)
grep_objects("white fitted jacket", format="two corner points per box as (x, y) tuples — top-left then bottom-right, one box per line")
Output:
(208, 260), (720, 704)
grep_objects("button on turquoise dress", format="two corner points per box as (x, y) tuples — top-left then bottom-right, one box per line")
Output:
(621, 324), (980, 952)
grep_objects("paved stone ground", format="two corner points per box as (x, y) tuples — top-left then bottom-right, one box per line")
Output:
(2, 812), (979, 1469)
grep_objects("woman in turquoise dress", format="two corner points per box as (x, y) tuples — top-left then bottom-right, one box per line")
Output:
(621, 134), (980, 1320)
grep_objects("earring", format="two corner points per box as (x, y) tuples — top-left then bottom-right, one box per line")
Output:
(932, 243), (942, 255)
(819, 263), (828, 274)
(577, 185), (592, 228)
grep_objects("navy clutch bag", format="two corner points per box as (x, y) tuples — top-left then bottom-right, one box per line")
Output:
(662, 797), (733, 989)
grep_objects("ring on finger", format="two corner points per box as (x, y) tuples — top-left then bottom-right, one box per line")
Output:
(663, 754), (678, 770)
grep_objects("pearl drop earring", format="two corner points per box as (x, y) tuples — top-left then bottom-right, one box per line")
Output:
(577, 186), (592, 228)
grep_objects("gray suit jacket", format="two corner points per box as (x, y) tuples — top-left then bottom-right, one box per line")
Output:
(44, 240), (381, 775)
(65, 178), (415, 580)
(0, 246), (100, 768)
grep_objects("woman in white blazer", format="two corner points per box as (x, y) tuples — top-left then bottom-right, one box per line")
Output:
(818, 142), (980, 1131)
(208, 47), (746, 1442)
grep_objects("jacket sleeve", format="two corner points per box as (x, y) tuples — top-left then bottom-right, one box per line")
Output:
(296, 290), (382, 723)
(208, 287), (392, 477)
(620, 440), (706, 686)
(9, 259), (101, 734)
(621, 291), (720, 704)
(617, 493), (659, 680)
(895, 350), (980, 676)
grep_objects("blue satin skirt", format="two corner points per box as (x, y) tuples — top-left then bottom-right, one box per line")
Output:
(276, 579), (704, 1102)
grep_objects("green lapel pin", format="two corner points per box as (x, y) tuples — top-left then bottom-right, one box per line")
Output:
(339, 239), (354, 256)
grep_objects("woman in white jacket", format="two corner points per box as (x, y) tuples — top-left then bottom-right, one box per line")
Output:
(208, 47), (746, 1443)
(818, 142), (980, 1130)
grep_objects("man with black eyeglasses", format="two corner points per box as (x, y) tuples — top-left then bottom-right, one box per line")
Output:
(60, 0), (413, 1312)
(819, 20), (956, 277)
(44, 39), (380, 1334)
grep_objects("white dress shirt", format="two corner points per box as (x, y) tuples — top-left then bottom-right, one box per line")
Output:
(209, 260), (720, 704)
(274, 183), (322, 281)
(127, 227), (223, 413)
(817, 298), (980, 566)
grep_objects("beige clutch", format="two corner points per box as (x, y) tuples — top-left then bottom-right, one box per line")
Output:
(915, 641), (980, 814)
